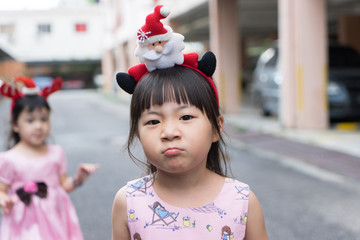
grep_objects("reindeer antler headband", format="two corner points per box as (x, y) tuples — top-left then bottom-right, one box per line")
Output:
(0, 76), (63, 113)
(115, 5), (219, 105)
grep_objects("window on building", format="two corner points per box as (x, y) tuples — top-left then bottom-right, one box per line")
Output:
(0, 24), (14, 34)
(38, 24), (51, 35)
(75, 23), (87, 33)
(0, 24), (14, 42)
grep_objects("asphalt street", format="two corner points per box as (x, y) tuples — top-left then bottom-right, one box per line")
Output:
(1, 90), (360, 240)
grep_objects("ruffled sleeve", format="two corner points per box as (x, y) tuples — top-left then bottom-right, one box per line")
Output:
(0, 153), (14, 185)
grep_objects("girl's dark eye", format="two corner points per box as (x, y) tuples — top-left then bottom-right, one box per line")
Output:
(41, 117), (48, 122)
(180, 115), (193, 121)
(26, 119), (34, 123)
(146, 120), (160, 125)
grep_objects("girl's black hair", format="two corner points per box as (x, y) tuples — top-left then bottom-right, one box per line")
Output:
(8, 95), (51, 149)
(126, 65), (229, 176)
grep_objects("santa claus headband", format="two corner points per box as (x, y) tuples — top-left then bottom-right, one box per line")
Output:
(116, 5), (219, 104)
(0, 76), (63, 113)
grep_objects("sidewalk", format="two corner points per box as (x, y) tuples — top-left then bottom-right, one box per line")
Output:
(224, 103), (360, 182)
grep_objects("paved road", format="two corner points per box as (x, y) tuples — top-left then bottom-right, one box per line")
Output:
(49, 90), (142, 240)
(1, 90), (360, 239)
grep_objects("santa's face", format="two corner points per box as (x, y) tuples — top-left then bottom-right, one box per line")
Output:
(135, 33), (185, 71)
(140, 40), (173, 61)
(147, 41), (169, 53)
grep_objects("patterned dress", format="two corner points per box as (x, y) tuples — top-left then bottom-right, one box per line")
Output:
(126, 175), (249, 239)
(0, 145), (84, 240)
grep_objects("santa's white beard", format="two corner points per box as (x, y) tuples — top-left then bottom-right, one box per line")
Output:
(140, 41), (174, 61)
(135, 33), (185, 72)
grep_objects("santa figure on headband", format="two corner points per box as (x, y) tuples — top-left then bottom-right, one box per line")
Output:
(116, 5), (216, 95)
(134, 5), (186, 72)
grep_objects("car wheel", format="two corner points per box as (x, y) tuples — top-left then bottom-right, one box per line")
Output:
(261, 107), (271, 117)
(255, 92), (272, 117)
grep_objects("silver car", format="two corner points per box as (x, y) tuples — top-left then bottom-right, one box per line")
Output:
(251, 42), (360, 122)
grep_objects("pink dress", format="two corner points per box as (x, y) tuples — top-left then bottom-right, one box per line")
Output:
(0, 145), (84, 240)
(126, 175), (249, 239)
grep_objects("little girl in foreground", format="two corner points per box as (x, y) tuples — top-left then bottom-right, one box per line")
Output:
(0, 76), (99, 240)
(112, 5), (268, 240)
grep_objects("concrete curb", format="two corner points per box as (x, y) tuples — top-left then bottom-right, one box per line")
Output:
(224, 114), (360, 158)
(228, 136), (347, 184)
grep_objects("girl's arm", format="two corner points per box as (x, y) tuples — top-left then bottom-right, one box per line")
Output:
(0, 182), (15, 215)
(59, 173), (77, 192)
(112, 186), (131, 240)
(244, 190), (269, 240)
(60, 163), (100, 193)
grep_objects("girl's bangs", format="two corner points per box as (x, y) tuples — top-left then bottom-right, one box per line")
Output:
(147, 83), (190, 109)
(140, 67), (209, 112)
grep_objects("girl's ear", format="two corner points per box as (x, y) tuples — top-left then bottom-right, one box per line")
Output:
(12, 123), (19, 133)
(212, 115), (224, 142)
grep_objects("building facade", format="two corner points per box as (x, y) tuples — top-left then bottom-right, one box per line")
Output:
(102, 0), (360, 129)
(0, 1), (104, 87)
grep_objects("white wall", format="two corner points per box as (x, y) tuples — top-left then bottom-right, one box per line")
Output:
(0, 5), (105, 62)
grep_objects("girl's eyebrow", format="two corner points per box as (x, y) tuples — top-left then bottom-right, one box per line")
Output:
(145, 104), (191, 115)
(177, 104), (190, 109)
(144, 110), (160, 116)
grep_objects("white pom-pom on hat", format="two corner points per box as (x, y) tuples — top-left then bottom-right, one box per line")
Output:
(160, 6), (170, 17)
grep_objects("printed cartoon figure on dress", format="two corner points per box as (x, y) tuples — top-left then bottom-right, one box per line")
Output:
(0, 76), (99, 240)
(112, 5), (268, 240)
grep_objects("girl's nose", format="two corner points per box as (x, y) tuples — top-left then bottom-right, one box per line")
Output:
(34, 120), (44, 129)
(160, 121), (180, 141)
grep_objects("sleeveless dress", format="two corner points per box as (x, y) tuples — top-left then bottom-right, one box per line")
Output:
(0, 145), (84, 240)
(126, 175), (249, 239)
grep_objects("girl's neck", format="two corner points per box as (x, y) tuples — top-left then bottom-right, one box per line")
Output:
(154, 167), (213, 190)
(13, 141), (48, 158)
(152, 168), (225, 208)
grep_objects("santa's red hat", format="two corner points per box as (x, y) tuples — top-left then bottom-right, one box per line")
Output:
(137, 5), (173, 46)
(14, 76), (39, 95)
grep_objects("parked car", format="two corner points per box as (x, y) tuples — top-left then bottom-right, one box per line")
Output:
(251, 42), (360, 122)
(33, 76), (54, 90)
(62, 79), (85, 89)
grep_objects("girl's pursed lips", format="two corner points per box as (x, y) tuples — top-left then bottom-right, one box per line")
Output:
(163, 147), (182, 156)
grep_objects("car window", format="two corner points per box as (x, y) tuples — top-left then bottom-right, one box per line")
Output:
(33, 76), (54, 90)
(329, 46), (360, 68)
(264, 47), (278, 68)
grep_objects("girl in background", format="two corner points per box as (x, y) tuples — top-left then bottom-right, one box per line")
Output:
(0, 76), (99, 240)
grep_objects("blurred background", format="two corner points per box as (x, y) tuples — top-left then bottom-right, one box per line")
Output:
(1, 0), (360, 129)
(1, 1), (360, 239)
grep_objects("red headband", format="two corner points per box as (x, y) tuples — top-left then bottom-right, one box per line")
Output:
(0, 76), (63, 113)
(182, 63), (219, 105)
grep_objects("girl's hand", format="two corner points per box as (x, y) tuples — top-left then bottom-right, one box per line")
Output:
(74, 163), (100, 186)
(0, 196), (16, 215)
